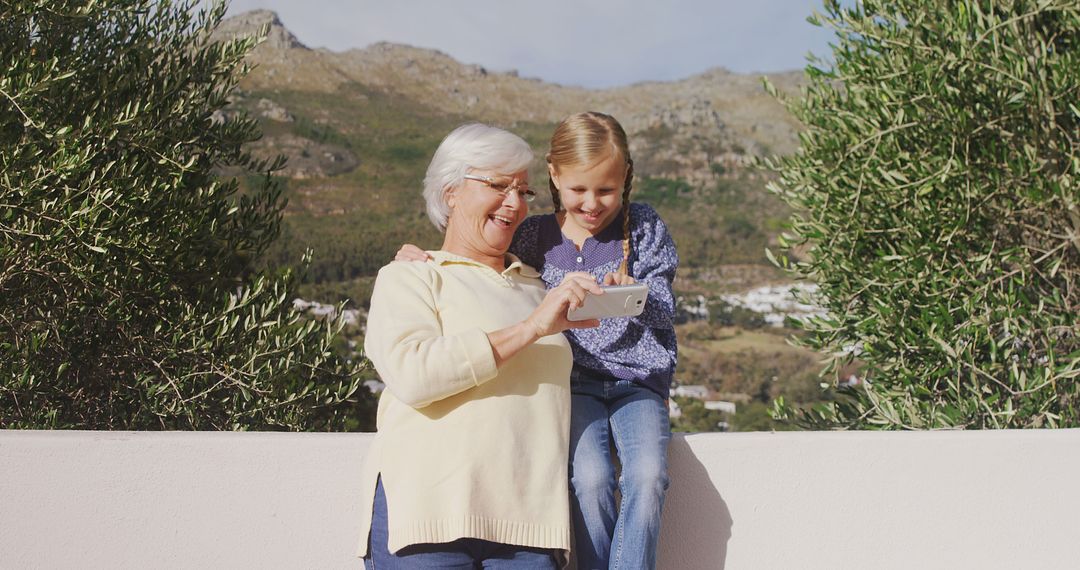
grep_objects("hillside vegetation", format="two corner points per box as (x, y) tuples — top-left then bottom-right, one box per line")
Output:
(217, 10), (828, 430)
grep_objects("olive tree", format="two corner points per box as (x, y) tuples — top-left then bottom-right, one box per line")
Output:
(0, 0), (374, 430)
(768, 0), (1079, 429)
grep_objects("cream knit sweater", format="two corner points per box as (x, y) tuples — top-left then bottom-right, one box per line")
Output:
(357, 251), (573, 558)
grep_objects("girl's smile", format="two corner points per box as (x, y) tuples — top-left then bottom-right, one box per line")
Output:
(550, 152), (628, 246)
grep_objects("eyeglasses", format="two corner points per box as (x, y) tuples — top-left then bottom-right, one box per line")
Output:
(463, 173), (536, 203)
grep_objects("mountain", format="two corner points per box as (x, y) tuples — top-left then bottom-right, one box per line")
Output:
(216, 10), (806, 305)
(213, 11), (830, 429)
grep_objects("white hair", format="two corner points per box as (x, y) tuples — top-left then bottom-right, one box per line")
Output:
(423, 123), (534, 232)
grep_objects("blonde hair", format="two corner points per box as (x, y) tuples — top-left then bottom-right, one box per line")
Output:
(546, 111), (635, 275)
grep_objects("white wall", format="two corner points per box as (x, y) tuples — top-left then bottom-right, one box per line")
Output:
(1, 430), (1077, 569)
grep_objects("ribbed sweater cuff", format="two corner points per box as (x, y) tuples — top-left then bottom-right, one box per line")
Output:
(387, 515), (570, 554)
(458, 327), (498, 386)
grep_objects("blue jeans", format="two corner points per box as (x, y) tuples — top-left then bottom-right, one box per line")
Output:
(569, 371), (671, 570)
(364, 478), (558, 570)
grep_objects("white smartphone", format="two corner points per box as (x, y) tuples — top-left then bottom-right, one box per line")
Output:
(567, 283), (649, 321)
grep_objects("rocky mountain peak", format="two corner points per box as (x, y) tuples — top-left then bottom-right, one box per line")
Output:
(213, 9), (306, 51)
(221, 9), (803, 163)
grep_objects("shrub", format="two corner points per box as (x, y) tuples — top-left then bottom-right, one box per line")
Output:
(0, 0), (374, 430)
(767, 0), (1079, 429)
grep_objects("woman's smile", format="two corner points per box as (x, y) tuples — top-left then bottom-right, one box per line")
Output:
(488, 213), (517, 228)
(443, 168), (530, 268)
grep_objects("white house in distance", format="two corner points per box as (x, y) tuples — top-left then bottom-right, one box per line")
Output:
(669, 384), (736, 431)
(673, 385), (710, 399)
(704, 400), (737, 414)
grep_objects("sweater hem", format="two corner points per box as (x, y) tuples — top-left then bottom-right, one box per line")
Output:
(387, 515), (570, 555)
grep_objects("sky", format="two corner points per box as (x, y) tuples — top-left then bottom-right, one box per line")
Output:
(211, 0), (838, 89)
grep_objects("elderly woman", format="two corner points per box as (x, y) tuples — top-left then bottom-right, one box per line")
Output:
(357, 123), (601, 569)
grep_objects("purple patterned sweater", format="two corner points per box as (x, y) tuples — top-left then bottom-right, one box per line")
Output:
(510, 202), (678, 398)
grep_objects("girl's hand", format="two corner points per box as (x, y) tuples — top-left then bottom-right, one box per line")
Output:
(525, 272), (602, 337)
(395, 244), (432, 262)
(602, 272), (636, 286)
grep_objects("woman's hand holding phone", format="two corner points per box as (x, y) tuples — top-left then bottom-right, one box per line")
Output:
(568, 282), (649, 321)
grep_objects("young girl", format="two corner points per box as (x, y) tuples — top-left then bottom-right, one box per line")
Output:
(399, 112), (677, 570)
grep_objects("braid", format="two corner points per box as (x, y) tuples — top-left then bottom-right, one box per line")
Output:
(619, 158), (634, 276)
(548, 159), (562, 212)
